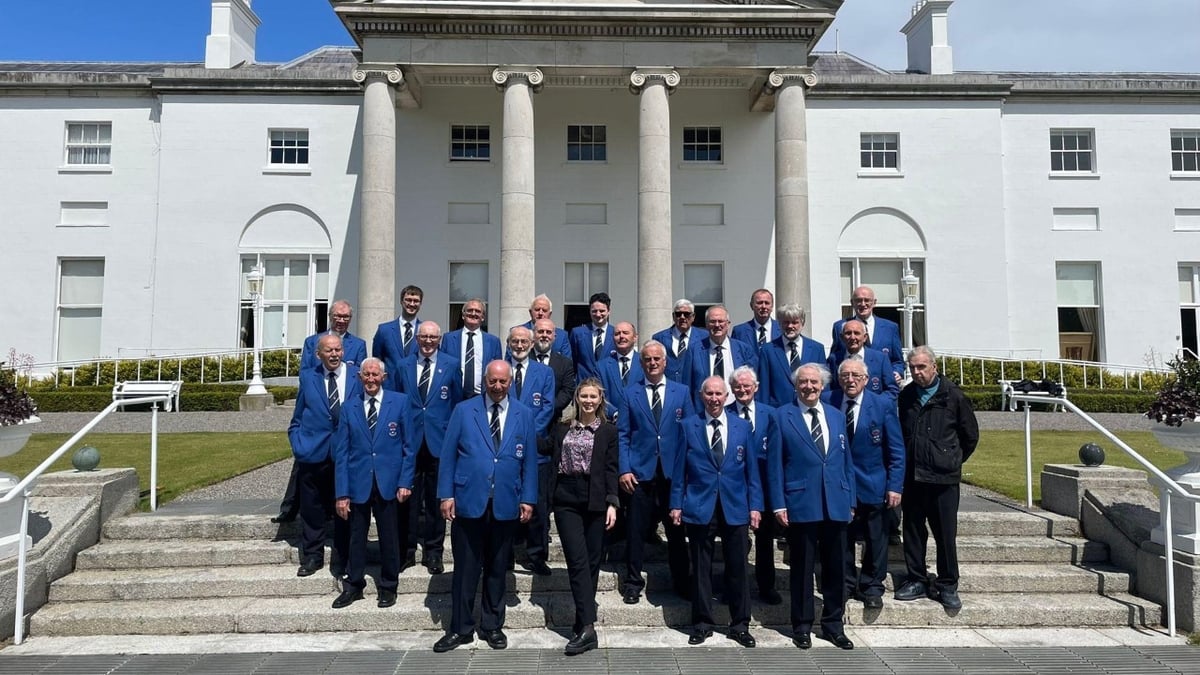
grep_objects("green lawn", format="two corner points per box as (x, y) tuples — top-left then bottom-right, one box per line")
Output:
(965, 430), (1184, 503)
(0, 433), (291, 508)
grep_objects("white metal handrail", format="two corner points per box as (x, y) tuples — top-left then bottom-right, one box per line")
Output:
(944, 351), (1170, 390)
(1000, 385), (1195, 637)
(1, 395), (169, 645)
(2, 347), (301, 388)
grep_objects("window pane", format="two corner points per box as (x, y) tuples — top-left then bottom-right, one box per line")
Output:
(449, 262), (488, 302)
(57, 308), (102, 361)
(1181, 266), (1197, 304)
(287, 306), (308, 348)
(588, 263), (609, 294)
(564, 263), (585, 302)
(684, 263), (723, 304)
(1056, 263), (1098, 305)
(288, 259), (309, 301)
(859, 261), (902, 304)
(263, 306), (285, 348)
(60, 259), (105, 305)
(840, 261), (854, 300)
(264, 259), (286, 299)
(315, 257), (330, 300)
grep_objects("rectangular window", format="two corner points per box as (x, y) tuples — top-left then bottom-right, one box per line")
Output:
(1181, 265), (1200, 358)
(1050, 129), (1095, 173)
(64, 122), (112, 166)
(683, 126), (722, 163)
(239, 255), (328, 348)
(839, 258), (926, 348)
(1056, 262), (1102, 361)
(564, 262), (609, 329)
(859, 133), (899, 170)
(450, 124), (490, 162)
(57, 258), (105, 361)
(1172, 130), (1200, 173)
(684, 262), (724, 320)
(268, 129), (309, 166)
(449, 262), (489, 330)
(567, 124), (606, 162)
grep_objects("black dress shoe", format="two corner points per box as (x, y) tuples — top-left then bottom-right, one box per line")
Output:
(565, 626), (598, 655)
(758, 588), (783, 605)
(296, 558), (323, 577)
(622, 590), (641, 605)
(433, 632), (473, 653)
(480, 628), (508, 649)
(377, 589), (397, 608)
(729, 630), (757, 648)
(331, 588), (363, 609)
(863, 595), (884, 609)
(270, 511), (296, 524)
(426, 558), (445, 575)
(822, 632), (855, 650)
(894, 580), (929, 601)
(793, 632), (812, 649)
(938, 589), (962, 610)
(688, 628), (713, 645)
(527, 560), (553, 577)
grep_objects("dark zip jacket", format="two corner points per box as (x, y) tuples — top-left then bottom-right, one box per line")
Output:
(897, 377), (979, 484)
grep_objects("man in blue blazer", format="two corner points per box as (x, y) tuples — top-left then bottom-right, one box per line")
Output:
(597, 321), (643, 412)
(829, 358), (905, 609)
(331, 358), (412, 609)
(434, 360), (539, 653)
(727, 366), (781, 605)
(301, 300), (369, 369)
(287, 333), (360, 578)
(532, 319), (576, 422)
(568, 291), (615, 380)
(511, 294), (572, 360)
(766, 363), (856, 651)
(617, 340), (695, 604)
(651, 298), (708, 383)
(440, 298), (502, 399)
(757, 304), (827, 408)
(683, 305), (758, 409)
(373, 284), (425, 384)
(506, 326), (557, 575)
(827, 320), (900, 401)
(396, 321), (462, 574)
(671, 375), (761, 648)
(731, 288), (782, 350)
(831, 285), (905, 382)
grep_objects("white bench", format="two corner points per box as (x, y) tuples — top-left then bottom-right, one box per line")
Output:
(112, 380), (183, 412)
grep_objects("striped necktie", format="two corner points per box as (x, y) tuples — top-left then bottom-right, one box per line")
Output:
(490, 403), (502, 448)
(710, 419), (724, 465)
(418, 358), (432, 401)
(326, 370), (341, 425)
(809, 407), (825, 453)
(367, 396), (378, 435)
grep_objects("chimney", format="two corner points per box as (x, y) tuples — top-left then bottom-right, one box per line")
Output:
(205, 0), (260, 69)
(901, 1), (954, 75)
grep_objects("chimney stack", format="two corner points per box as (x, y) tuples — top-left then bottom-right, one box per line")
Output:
(901, 0), (954, 75)
(205, 0), (260, 69)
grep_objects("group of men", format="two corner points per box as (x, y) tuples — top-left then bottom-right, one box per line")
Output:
(284, 283), (978, 652)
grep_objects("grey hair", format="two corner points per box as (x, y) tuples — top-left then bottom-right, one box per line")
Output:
(792, 362), (831, 388)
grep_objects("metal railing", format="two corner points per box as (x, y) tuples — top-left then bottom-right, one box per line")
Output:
(942, 351), (1169, 391)
(1000, 383), (1192, 637)
(1, 395), (170, 645)
(3, 347), (301, 388)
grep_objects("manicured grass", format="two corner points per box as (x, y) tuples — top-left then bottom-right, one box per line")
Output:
(0, 433), (290, 508)
(964, 430), (1185, 503)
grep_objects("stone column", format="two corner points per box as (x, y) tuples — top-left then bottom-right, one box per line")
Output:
(630, 69), (679, 338)
(769, 67), (818, 313)
(492, 67), (543, 333)
(351, 65), (402, 338)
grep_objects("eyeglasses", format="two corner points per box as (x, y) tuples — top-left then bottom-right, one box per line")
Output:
(851, 298), (874, 305)
(838, 373), (867, 380)
(331, 314), (352, 320)
(416, 335), (440, 341)
(673, 311), (693, 318)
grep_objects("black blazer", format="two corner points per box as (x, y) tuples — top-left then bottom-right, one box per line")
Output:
(540, 420), (620, 513)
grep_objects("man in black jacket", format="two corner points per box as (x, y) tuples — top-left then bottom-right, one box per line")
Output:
(893, 345), (978, 610)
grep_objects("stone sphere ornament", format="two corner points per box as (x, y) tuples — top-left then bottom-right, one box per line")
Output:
(71, 445), (101, 472)
(1078, 442), (1105, 467)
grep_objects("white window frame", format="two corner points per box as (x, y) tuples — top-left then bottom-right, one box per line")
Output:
(567, 124), (607, 162)
(564, 262), (610, 330)
(239, 254), (329, 348)
(859, 133), (900, 172)
(682, 126), (723, 164)
(839, 258), (926, 347)
(1171, 129), (1200, 174)
(449, 261), (490, 330)
(449, 124), (491, 162)
(64, 122), (112, 166)
(1050, 129), (1096, 174)
(56, 258), (105, 361)
(1055, 261), (1103, 362)
(683, 262), (725, 320)
(1179, 264), (1200, 357)
(268, 129), (309, 166)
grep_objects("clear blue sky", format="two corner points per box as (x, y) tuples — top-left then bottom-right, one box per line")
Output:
(2, 0), (1198, 73)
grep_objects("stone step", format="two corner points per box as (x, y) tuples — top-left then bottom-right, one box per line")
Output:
(74, 539), (297, 570)
(28, 589), (1160, 637)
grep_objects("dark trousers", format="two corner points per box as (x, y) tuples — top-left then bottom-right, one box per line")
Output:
(405, 444), (444, 562)
(901, 481), (960, 591)
(787, 519), (847, 636)
(553, 475), (606, 632)
(449, 502), (516, 636)
(522, 461), (553, 563)
(754, 508), (778, 594)
(845, 501), (888, 598)
(296, 459), (349, 565)
(686, 504), (750, 633)
(347, 482), (401, 593)
(624, 467), (689, 593)
(277, 459), (300, 517)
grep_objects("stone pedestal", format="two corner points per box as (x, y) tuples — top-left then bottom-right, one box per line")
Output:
(1138, 540), (1200, 632)
(1151, 474), (1200, 555)
(0, 475), (30, 560)
(1040, 463), (1147, 520)
(238, 393), (274, 412)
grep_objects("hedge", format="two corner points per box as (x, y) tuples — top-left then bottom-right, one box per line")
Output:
(939, 357), (1168, 392)
(30, 385), (298, 413)
(960, 385), (1154, 414)
(27, 349), (302, 390)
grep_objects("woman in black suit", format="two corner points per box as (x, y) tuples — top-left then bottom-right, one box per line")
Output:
(541, 378), (619, 655)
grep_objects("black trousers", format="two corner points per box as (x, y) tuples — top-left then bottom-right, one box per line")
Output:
(845, 501), (888, 598)
(624, 464), (689, 593)
(296, 458), (349, 565)
(347, 482), (401, 592)
(686, 504), (750, 633)
(553, 474), (606, 632)
(754, 458), (778, 594)
(405, 443), (444, 562)
(522, 461), (553, 563)
(787, 519), (847, 636)
(901, 481), (960, 592)
(449, 501), (516, 636)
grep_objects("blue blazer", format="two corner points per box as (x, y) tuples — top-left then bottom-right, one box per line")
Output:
(731, 319), (781, 350)
(396, 353), (462, 458)
(288, 364), (362, 464)
(301, 331), (368, 370)
(831, 316), (905, 378)
(569, 324), (615, 381)
(333, 390), (412, 503)
(682, 337), (759, 408)
(597, 352), (645, 413)
(828, 390), (905, 506)
(439, 329), (503, 391)
(373, 318), (422, 381)
(650, 326), (709, 383)
(827, 347), (900, 401)
(756, 335), (827, 408)
(617, 378), (695, 480)
(506, 321), (572, 361)
(437, 397), (539, 521)
(671, 413), (762, 527)
(766, 401), (855, 524)
(508, 359), (556, 438)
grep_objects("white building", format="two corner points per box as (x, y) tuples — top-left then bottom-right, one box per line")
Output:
(1, 0), (1197, 369)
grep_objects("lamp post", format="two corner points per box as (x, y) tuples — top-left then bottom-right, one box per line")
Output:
(901, 265), (920, 356)
(245, 263), (267, 396)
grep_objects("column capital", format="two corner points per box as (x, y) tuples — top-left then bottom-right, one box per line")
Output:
(492, 67), (544, 92)
(629, 68), (680, 95)
(766, 67), (818, 92)
(352, 64), (404, 86)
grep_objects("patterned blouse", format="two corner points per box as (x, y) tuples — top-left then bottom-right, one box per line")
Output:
(559, 418), (602, 476)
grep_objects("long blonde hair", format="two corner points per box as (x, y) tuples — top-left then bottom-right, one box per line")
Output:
(563, 377), (609, 426)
